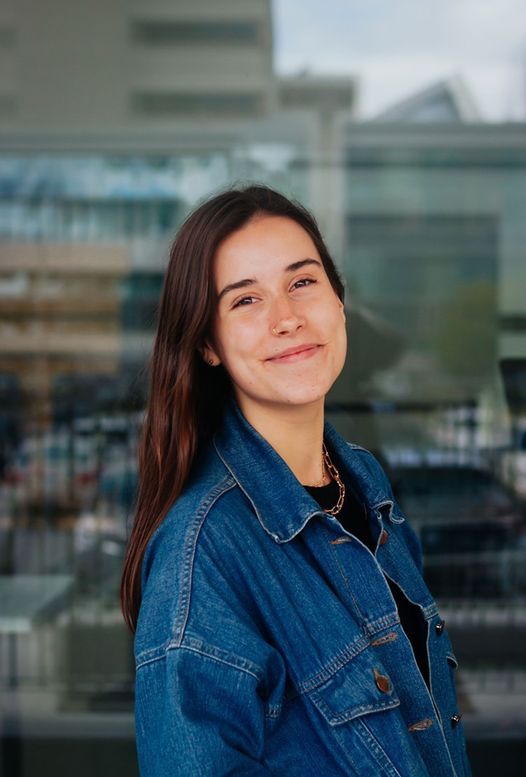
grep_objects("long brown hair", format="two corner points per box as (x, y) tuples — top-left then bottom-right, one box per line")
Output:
(120, 184), (345, 631)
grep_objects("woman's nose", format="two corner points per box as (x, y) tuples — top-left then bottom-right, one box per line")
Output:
(270, 297), (305, 335)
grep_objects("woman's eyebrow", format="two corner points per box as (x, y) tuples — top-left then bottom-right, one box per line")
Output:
(217, 258), (322, 303)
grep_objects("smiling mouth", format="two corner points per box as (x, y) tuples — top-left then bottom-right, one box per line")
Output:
(267, 345), (321, 363)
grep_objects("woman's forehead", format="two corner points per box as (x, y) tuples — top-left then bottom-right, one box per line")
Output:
(214, 215), (319, 282)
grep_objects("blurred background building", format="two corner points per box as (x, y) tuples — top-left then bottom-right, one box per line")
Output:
(1, 0), (526, 775)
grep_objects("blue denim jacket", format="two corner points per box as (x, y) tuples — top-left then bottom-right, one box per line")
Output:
(134, 398), (472, 776)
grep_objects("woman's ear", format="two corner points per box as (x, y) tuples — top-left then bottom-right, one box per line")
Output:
(200, 340), (221, 368)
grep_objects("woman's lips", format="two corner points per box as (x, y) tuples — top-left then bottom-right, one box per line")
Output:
(267, 345), (321, 363)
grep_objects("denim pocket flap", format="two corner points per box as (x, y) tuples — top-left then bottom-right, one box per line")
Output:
(308, 651), (401, 726)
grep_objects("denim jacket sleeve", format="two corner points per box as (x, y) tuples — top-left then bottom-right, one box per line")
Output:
(135, 644), (276, 775)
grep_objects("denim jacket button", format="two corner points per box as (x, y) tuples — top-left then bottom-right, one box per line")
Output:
(379, 529), (389, 545)
(435, 619), (446, 635)
(450, 713), (462, 728)
(373, 667), (392, 693)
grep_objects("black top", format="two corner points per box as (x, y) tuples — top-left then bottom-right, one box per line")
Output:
(304, 472), (430, 690)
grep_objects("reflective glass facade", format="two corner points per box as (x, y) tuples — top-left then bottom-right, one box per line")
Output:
(1, 2), (526, 775)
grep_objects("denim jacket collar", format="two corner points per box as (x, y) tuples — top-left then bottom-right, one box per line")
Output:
(212, 397), (404, 543)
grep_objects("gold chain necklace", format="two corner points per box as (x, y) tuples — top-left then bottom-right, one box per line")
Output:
(322, 442), (346, 515)
(309, 442), (346, 516)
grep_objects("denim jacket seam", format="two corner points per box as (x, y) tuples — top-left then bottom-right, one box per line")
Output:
(297, 636), (374, 694)
(423, 602), (439, 618)
(324, 523), (369, 619)
(178, 633), (265, 676)
(362, 611), (402, 635)
(135, 642), (265, 686)
(135, 637), (175, 669)
(171, 642), (263, 682)
(136, 651), (167, 672)
(213, 437), (272, 538)
(295, 611), (417, 696)
(213, 436), (325, 543)
(171, 473), (239, 647)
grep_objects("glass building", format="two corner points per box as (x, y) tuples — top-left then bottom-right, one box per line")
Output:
(1, 1), (525, 775)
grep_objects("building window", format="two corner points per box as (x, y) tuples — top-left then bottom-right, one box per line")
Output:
(131, 20), (260, 46)
(131, 91), (262, 117)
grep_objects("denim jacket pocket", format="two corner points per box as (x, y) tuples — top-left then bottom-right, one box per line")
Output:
(308, 654), (400, 725)
(306, 650), (428, 777)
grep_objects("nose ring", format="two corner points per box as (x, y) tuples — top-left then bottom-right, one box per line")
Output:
(272, 326), (278, 335)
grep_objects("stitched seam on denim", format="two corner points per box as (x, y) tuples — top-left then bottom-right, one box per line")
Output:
(431, 704), (461, 777)
(362, 612), (401, 635)
(355, 718), (404, 777)
(377, 573), (437, 619)
(426, 620), (443, 728)
(176, 634), (264, 679)
(135, 639), (174, 668)
(212, 439), (273, 535)
(297, 637), (374, 694)
(136, 634), (265, 680)
(134, 475), (238, 667)
(414, 616), (460, 777)
(135, 652), (168, 671)
(345, 443), (405, 522)
(423, 602), (439, 618)
(323, 524), (369, 623)
(281, 511), (326, 543)
(380, 570), (442, 720)
(327, 527), (406, 636)
(172, 474), (238, 646)
(135, 475), (238, 667)
(427, 618), (447, 730)
(168, 643), (262, 682)
(313, 695), (400, 725)
(136, 644), (263, 682)
(213, 437), (323, 543)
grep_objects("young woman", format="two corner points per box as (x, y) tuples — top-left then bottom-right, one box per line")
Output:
(121, 185), (472, 776)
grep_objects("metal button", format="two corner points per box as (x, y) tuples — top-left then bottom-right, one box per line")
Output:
(379, 529), (389, 545)
(435, 619), (446, 635)
(451, 713), (462, 728)
(373, 667), (392, 693)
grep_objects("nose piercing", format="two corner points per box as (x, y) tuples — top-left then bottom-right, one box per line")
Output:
(272, 326), (278, 335)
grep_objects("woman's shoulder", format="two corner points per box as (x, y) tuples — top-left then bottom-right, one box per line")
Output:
(135, 443), (262, 661)
(144, 436), (264, 555)
(140, 443), (236, 578)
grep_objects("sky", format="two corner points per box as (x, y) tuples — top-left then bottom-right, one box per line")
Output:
(273, 0), (526, 121)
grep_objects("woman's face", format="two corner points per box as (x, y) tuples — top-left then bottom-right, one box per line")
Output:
(203, 214), (347, 419)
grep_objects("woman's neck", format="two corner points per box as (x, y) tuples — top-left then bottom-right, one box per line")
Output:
(236, 398), (328, 486)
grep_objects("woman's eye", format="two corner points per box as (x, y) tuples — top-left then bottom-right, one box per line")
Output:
(231, 278), (316, 308)
(232, 295), (256, 308)
(292, 278), (316, 290)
